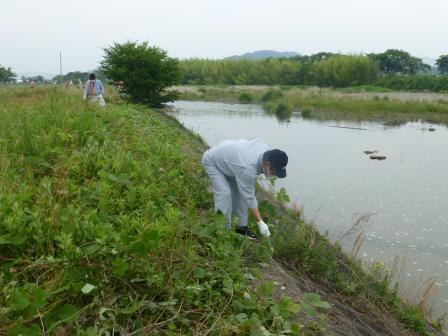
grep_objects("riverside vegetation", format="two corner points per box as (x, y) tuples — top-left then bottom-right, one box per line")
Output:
(179, 53), (448, 92)
(177, 85), (448, 124)
(0, 87), (445, 335)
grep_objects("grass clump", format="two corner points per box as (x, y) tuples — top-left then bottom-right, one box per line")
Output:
(301, 108), (312, 118)
(238, 91), (253, 103)
(263, 100), (293, 122)
(261, 88), (283, 102)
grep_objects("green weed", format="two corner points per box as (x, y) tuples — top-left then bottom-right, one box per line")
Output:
(238, 92), (253, 103)
(0, 87), (320, 335)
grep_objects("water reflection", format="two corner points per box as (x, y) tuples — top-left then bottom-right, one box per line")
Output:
(170, 100), (448, 318)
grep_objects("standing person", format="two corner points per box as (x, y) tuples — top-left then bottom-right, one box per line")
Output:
(83, 73), (105, 106)
(202, 139), (288, 238)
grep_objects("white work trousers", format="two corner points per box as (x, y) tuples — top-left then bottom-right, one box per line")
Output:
(89, 95), (106, 107)
(202, 156), (248, 229)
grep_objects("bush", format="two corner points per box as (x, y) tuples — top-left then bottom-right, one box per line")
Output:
(301, 108), (312, 118)
(101, 41), (180, 106)
(238, 92), (253, 103)
(262, 88), (283, 102)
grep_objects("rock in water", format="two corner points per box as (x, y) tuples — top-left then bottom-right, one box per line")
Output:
(370, 155), (386, 160)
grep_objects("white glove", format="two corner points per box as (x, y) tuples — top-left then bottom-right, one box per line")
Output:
(257, 220), (271, 237)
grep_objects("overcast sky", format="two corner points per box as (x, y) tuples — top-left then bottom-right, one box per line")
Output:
(2, 0), (447, 74)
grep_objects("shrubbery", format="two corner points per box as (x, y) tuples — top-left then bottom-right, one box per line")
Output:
(376, 75), (448, 92)
(101, 41), (180, 106)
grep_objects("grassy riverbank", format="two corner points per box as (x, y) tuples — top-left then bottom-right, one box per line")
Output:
(0, 87), (445, 335)
(176, 85), (448, 124)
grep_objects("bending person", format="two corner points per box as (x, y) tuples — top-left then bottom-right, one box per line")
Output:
(202, 139), (288, 238)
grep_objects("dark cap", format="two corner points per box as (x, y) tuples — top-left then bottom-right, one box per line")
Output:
(265, 149), (288, 178)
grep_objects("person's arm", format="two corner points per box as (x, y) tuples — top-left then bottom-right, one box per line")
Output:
(237, 173), (270, 237)
(250, 208), (262, 222)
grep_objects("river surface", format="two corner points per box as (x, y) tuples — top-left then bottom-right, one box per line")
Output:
(170, 100), (448, 318)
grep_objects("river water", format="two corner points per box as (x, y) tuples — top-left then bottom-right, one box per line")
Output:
(170, 100), (448, 318)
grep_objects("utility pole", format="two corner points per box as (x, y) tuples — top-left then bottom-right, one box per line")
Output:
(59, 51), (63, 85)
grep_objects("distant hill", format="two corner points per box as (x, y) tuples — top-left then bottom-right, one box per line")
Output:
(224, 50), (300, 60)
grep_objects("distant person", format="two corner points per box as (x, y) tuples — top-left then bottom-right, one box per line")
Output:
(115, 80), (126, 100)
(83, 73), (105, 106)
(78, 79), (83, 90)
(202, 139), (288, 239)
(29, 80), (35, 90)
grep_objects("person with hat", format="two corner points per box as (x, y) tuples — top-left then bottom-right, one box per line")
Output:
(202, 139), (288, 239)
(83, 73), (105, 106)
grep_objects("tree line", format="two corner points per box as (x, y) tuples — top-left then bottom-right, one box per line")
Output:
(2, 45), (448, 105)
(179, 50), (448, 91)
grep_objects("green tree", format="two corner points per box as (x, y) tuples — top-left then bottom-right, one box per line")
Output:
(436, 55), (448, 75)
(310, 55), (379, 87)
(368, 49), (430, 74)
(53, 71), (91, 83)
(101, 41), (180, 106)
(0, 65), (16, 84)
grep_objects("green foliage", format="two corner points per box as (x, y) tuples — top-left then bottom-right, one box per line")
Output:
(263, 100), (292, 122)
(101, 41), (180, 106)
(262, 88), (283, 102)
(436, 55), (448, 75)
(180, 85), (448, 124)
(302, 293), (331, 317)
(276, 187), (290, 203)
(180, 58), (301, 85)
(0, 65), (16, 84)
(310, 55), (379, 87)
(301, 108), (312, 118)
(0, 87), (323, 335)
(368, 49), (431, 74)
(398, 307), (428, 335)
(180, 54), (378, 88)
(238, 91), (253, 103)
(179, 51), (448, 93)
(376, 74), (448, 92)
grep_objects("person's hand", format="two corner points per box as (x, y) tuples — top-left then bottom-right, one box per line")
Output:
(257, 220), (271, 237)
